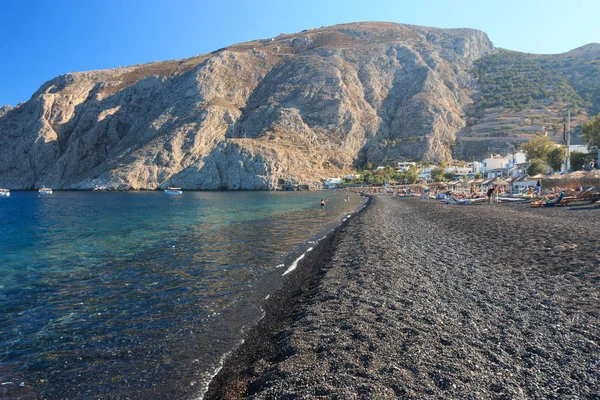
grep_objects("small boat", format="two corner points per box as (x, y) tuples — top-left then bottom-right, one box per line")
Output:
(39, 187), (53, 195)
(0, 188), (9, 197)
(164, 187), (183, 195)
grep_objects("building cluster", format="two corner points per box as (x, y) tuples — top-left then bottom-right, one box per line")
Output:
(322, 144), (593, 190)
(419, 151), (528, 182)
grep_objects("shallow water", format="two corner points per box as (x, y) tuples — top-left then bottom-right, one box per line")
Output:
(0, 190), (363, 399)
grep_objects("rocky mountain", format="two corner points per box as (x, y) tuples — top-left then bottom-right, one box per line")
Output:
(0, 22), (597, 190)
(0, 22), (494, 190)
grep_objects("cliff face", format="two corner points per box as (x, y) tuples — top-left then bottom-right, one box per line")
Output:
(0, 22), (495, 189)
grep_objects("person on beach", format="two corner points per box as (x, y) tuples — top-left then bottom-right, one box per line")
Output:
(487, 185), (495, 204)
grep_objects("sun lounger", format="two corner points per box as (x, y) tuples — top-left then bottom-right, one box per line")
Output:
(445, 195), (470, 205)
(532, 191), (565, 207)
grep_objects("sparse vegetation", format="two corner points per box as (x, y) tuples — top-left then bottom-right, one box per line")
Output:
(430, 166), (446, 182)
(472, 51), (593, 111)
(570, 151), (587, 171)
(527, 158), (546, 176)
(547, 146), (566, 172)
(582, 113), (600, 150)
(522, 136), (554, 161)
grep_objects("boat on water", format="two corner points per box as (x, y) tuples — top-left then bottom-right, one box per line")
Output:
(0, 188), (9, 197)
(38, 187), (53, 195)
(164, 187), (183, 195)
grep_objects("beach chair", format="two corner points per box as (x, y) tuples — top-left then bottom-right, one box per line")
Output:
(532, 191), (566, 207)
(445, 195), (470, 205)
(559, 188), (591, 205)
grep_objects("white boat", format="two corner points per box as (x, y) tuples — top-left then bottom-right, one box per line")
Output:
(164, 187), (183, 195)
(0, 188), (9, 197)
(39, 187), (53, 195)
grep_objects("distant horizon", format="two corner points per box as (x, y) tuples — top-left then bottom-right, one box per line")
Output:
(2, 0), (600, 106)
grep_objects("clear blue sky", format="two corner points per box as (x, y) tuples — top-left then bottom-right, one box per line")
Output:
(1, 0), (598, 106)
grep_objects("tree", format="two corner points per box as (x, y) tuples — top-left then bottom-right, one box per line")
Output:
(443, 171), (455, 181)
(373, 175), (385, 185)
(431, 166), (446, 182)
(570, 151), (587, 171)
(522, 136), (554, 161)
(547, 146), (566, 172)
(582, 113), (600, 150)
(527, 158), (546, 176)
(406, 165), (418, 184)
(474, 172), (482, 179)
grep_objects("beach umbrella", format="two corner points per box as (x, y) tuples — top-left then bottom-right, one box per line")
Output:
(491, 178), (509, 186)
(541, 173), (563, 189)
(559, 170), (587, 189)
(581, 169), (600, 187)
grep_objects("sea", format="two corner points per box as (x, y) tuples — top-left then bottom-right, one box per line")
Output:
(0, 190), (364, 400)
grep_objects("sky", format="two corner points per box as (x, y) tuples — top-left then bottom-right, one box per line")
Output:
(1, 0), (599, 106)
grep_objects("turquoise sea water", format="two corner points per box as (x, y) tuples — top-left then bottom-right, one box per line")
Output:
(0, 190), (363, 399)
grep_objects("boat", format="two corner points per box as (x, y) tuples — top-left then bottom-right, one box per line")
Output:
(0, 188), (9, 197)
(164, 187), (183, 195)
(38, 187), (53, 195)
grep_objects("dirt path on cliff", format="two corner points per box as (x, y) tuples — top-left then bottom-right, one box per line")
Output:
(206, 196), (600, 399)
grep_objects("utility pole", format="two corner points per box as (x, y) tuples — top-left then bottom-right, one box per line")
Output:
(564, 110), (571, 171)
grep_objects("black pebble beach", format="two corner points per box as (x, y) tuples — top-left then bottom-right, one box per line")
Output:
(206, 195), (600, 399)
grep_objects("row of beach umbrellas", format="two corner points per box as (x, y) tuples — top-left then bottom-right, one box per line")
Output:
(413, 170), (600, 190)
(541, 169), (600, 189)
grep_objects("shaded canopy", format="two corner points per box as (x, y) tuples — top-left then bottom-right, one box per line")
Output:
(491, 178), (509, 186)
(541, 173), (564, 189)
(581, 170), (600, 187)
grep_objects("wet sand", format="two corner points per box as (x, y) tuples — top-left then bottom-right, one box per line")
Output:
(206, 196), (600, 399)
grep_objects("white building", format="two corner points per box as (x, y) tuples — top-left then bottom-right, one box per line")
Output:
(568, 144), (590, 154)
(418, 168), (432, 182)
(469, 161), (483, 174)
(481, 151), (528, 178)
(396, 161), (417, 172)
(444, 166), (473, 175)
(323, 178), (343, 189)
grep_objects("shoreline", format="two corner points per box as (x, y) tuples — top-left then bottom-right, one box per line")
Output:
(205, 196), (600, 399)
(203, 196), (371, 399)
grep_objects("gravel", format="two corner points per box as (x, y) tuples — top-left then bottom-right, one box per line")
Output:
(205, 196), (600, 400)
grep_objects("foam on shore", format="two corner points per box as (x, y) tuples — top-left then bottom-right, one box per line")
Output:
(282, 247), (313, 276)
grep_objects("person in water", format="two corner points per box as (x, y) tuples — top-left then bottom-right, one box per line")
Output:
(320, 199), (326, 207)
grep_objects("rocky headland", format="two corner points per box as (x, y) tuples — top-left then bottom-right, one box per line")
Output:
(206, 196), (600, 399)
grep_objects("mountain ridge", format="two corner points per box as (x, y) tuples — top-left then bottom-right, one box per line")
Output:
(0, 22), (597, 190)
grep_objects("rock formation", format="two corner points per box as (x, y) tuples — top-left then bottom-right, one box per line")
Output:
(0, 22), (494, 189)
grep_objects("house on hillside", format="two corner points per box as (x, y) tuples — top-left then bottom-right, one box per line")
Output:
(396, 161), (417, 172)
(323, 178), (343, 189)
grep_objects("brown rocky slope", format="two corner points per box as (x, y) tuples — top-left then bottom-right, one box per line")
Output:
(0, 22), (494, 190)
